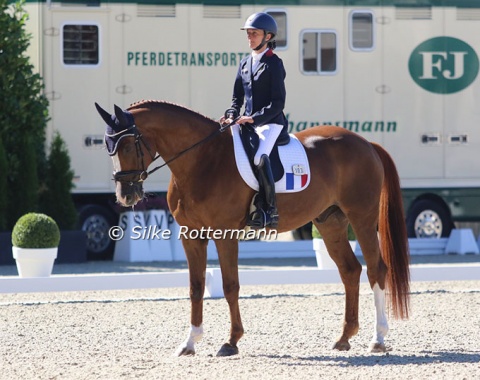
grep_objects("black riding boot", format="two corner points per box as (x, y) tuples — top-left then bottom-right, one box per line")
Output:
(247, 154), (279, 229)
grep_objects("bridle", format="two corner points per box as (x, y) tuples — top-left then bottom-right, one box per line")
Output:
(106, 117), (239, 186)
(105, 125), (155, 186)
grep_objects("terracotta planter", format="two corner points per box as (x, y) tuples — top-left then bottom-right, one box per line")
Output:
(12, 247), (58, 278)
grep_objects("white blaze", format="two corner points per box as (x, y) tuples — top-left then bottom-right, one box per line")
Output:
(112, 154), (122, 173)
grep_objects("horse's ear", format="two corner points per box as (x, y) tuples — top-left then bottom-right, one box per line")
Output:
(114, 104), (131, 127)
(95, 102), (115, 127)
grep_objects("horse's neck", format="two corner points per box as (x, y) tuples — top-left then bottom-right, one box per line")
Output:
(147, 108), (231, 184)
(169, 127), (232, 185)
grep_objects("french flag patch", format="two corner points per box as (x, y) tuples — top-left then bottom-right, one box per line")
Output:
(286, 172), (309, 190)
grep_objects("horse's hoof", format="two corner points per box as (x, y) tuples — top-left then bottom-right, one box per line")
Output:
(216, 343), (239, 357)
(333, 340), (351, 351)
(174, 346), (196, 357)
(369, 342), (387, 353)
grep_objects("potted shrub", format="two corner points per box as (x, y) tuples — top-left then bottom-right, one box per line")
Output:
(11, 213), (60, 277)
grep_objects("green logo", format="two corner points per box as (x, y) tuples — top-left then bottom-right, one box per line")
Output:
(409, 37), (479, 94)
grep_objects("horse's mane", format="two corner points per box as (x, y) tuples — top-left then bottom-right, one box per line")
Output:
(128, 99), (218, 125)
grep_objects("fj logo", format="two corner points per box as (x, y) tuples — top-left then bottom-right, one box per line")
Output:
(419, 51), (467, 80)
(409, 37), (479, 94)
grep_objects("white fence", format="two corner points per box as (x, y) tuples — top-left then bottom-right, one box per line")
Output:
(1, 263), (480, 297)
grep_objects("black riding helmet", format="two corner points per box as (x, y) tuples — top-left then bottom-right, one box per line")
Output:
(241, 12), (277, 51)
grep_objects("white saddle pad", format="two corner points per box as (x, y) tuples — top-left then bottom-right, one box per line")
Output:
(231, 124), (311, 193)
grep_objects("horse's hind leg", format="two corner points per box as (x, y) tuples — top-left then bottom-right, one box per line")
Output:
(348, 212), (389, 353)
(174, 237), (208, 356)
(314, 207), (362, 351)
(214, 238), (244, 356)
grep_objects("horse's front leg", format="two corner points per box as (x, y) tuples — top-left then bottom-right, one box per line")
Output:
(174, 237), (208, 356)
(214, 238), (244, 356)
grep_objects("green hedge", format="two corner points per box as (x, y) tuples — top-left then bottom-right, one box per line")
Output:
(0, 136), (7, 230)
(40, 132), (77, 230)
(1, 1), (76, 230)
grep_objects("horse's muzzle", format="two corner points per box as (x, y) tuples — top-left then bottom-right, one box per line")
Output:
(113, 171), (146, 207)
(117, 182), (144, 207)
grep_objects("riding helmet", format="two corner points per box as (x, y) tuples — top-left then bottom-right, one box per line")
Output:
(241, 12), (277, 37)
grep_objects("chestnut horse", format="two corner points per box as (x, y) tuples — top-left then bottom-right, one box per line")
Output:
(95, 100), (410, 356)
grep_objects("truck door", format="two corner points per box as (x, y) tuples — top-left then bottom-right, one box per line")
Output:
(443, 8), (480, 179)
(116, 3), (190, 191)
(43, 3), (113, 193)
(381, 5), (445, 181)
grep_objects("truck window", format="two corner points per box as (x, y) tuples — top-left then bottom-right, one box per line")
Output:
(62, 24), (99, 66)
(350, 10), (374, 51)
(301, 30), (337, 75)
(266, 10), (287, 49)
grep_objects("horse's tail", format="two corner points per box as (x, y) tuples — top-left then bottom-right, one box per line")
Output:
(372, 142), (410, 320)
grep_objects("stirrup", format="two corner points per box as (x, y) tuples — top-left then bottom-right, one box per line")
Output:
(247, 208), (279, 229)
(246, 209), (267, 229)
(265, 209), (279, 229)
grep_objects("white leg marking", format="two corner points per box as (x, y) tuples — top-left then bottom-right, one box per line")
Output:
(174, 324), (204, 356)
(372, 283), (389, 345)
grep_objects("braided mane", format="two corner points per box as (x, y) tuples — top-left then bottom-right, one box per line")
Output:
(128, 100), (217, 125)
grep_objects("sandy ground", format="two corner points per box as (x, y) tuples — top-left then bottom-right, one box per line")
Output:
(0, 275), (479, 379)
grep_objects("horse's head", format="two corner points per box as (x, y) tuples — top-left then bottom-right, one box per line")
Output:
(95, 103), (155, 207)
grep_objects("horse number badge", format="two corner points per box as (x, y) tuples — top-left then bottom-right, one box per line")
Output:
(292, 164), (306, 175)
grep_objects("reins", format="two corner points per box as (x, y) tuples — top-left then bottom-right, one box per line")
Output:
(112, 116), (240, 185)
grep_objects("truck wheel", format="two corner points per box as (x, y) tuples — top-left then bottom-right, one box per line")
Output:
(78, 205), (117, 260)
(406, 199), (453, 238)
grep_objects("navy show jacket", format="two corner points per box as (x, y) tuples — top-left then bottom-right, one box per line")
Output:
(230, 49), (288, 132)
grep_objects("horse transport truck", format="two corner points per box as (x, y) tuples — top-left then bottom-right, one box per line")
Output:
(20, 0), (480, 259)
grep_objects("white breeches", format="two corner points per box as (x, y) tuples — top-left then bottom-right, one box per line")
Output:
(252, 124), (284, 166)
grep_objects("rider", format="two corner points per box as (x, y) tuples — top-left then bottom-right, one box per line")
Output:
(222, 12), (288, 229)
